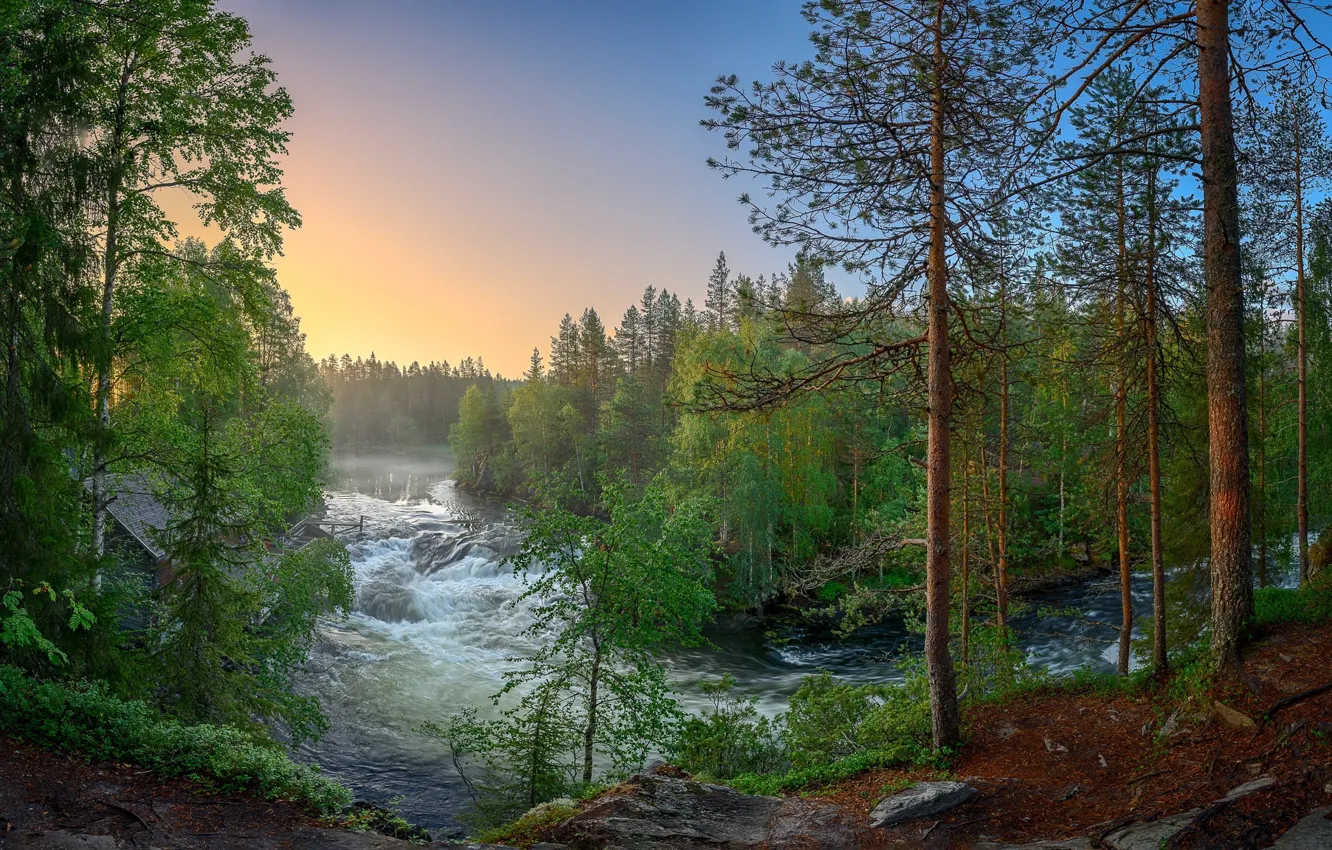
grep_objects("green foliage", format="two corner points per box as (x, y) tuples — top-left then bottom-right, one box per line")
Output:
(1254, 578), (1332, 626)
(428, 481), (718, 817)
(0, 665), (351, 815)
(475, 798), (581, 848)
(138, 403), (352, 744)
(666, 674), (784, 780)
(1, 584), (95, 666)
(780, 671), (930, 768)
(334, 800), (431, 843)
(728, 747), (921, 796)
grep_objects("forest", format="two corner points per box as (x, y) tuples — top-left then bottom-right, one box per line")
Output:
(5, 0), (1332, 846)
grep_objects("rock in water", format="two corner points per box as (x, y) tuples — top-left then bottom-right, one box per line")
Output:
(867, 781), (977, 828)
(1272, 807), (1332, 849)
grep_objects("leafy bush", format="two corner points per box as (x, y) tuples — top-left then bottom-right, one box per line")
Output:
(781, 671), (930, 768)
(1255, 577), (1332, 626)
(667, 674), (784, 780)
(959, 625), (1050, 703)
(816, 580), (848, 603)
(0, 665), (351, 814)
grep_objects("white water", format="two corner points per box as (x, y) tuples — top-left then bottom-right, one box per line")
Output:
(295, 451), (1282, 836)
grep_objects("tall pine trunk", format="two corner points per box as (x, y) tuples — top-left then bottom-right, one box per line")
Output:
(925, 0), (960, 751)
(1295, 118), (1310, 585)
(961, 434), (971, 667)
(1115, 154), (1132, 675)
(997, 278), (1010, 644)
(1197, 0), (1253, 673)
(1145, 165), (1167, 673)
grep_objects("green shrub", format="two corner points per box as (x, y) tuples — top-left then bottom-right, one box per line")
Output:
(1254, 579), (1332, 626)
(816, 580), (848, 603)
(667, 674), (784, 780)
(781, 671), (930, 769)
(0, 665), (351, 814)
(728, 746), (921, 796)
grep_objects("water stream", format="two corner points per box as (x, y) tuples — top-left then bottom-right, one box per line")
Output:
(293, 451), (1285, 835)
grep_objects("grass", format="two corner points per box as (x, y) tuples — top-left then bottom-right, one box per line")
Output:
(727, 744), (936, 796)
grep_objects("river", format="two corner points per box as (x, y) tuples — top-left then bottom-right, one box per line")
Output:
(293, 450), (1292, 836)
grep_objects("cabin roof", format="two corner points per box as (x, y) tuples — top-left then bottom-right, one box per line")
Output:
(86, 473), (170, 561)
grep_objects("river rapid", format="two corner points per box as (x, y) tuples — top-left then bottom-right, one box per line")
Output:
(293, 451), (1287, 836)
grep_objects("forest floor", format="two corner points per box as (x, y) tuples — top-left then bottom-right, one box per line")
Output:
(839, 617), (1332, 847)
(4, 618), (1330, 849)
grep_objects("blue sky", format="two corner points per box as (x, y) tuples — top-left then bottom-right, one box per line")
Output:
(219, 0), (841, 374)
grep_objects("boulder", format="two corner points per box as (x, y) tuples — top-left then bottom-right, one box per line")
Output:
(1272, 807), (1332, 849)
(1104, 809), (1201, 850)
(972, 840), (1094, 850)
(867, 781), (977, 828)
(1222, 775), (1275, 801)
(548, 772), (857, 849)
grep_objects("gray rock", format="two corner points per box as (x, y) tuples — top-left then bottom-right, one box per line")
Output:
(1104, 809), (1201, 850)
(973, 840), (1094, 849)
(550, 773), (857, 849)
(15, 833), (121, 850)
(1223, 775), (1275, 800)
(1272, 807), (1332, 849)
(867, 781), (976, 828)
(1157, 707), (1183, 738)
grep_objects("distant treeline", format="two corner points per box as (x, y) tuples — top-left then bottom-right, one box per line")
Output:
(317, 353), (513, 448)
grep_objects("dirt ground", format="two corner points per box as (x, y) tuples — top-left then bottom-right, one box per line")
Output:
(0, 738), (458, 849)
(829, 620), (1332, 848)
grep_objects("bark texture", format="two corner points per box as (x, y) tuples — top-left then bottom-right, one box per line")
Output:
(1197, 0), (1253, 673)
(924, 0), (960, 751)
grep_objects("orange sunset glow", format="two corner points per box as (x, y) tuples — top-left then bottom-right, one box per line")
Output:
(202, 0), (822, 376)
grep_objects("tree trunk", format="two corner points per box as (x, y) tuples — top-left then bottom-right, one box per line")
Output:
(93, 180), (119, 567)
(1115, 150), (1132, 676)
(961, 434), (971, 667)
(582, 644), (602, 785)
(925, 0), (960, 751)
(1257, 322), (1268, 588)
(1146, 165), (1167, 674)
(1197, 0), (1253, 673)
(1295, 117), (1310, 586)
(997, 279), (1010, 644)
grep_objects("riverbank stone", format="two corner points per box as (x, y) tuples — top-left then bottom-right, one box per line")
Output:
(972, 840), (1094, 849)
(867, 781), (977, 828)
(1104, 809), (1201, 850)
(1212, 700), (1256, 730)
(547, 771), (857, 849)
(1272, 807), (1332, 849)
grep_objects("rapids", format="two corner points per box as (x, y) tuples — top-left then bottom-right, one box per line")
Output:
(294, 451), (1298, 835)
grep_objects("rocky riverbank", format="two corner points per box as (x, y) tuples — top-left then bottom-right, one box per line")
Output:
(503, 617), (1332, 849)
(7, 618), (1331, 849)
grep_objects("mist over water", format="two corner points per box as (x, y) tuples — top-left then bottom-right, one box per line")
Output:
(295, 450), (1204, 835)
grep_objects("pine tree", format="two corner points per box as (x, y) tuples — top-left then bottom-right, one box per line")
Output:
(705, 252), (732, 333)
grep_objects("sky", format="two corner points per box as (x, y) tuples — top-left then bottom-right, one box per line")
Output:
(210, 0), (834, 377)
